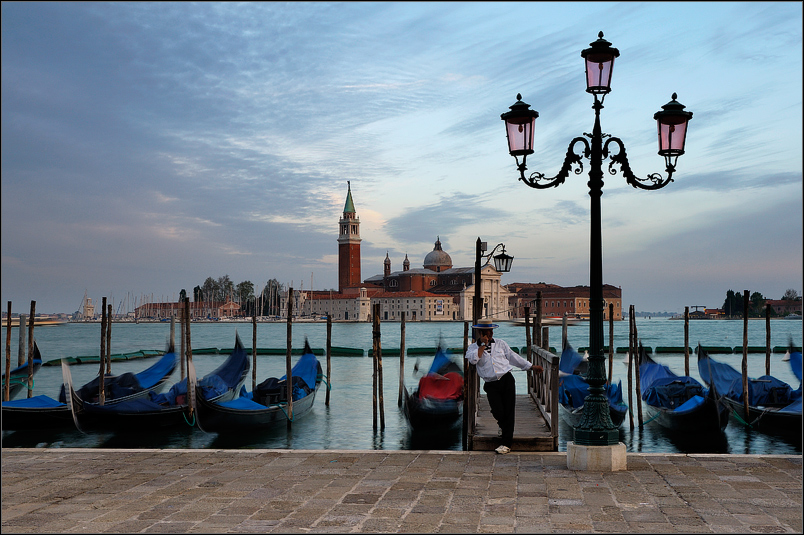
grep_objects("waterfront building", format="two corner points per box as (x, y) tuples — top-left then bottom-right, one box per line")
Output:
(505, 282), (623, 320)
(279, 184), (510, 322)
(766, 299), (803, 317)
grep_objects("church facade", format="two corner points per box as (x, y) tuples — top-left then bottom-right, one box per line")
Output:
(279, 183), (511, 322)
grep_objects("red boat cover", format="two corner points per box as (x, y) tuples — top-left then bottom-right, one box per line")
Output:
(418, 372), (464, 400)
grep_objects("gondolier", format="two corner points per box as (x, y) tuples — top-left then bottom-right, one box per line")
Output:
(465, 319), (542, 454)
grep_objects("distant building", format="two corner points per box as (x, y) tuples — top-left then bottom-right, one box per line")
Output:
(281, 184), (510, 322)
(766, 299), (803, 316)
(505, 282), (623, 320)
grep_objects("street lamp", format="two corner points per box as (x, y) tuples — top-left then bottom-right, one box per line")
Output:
(500, 32), (692, 447)
(473, 238), (513, 329)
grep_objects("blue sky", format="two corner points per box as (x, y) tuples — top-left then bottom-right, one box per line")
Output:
(2, 2), (802, 315)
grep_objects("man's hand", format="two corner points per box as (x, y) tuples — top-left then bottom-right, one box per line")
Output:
(531, 364), (543, 374)
(476, 332), (488, 358)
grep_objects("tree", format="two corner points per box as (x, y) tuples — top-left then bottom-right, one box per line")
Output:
(235, 281), (254, 304)
(179, 289), (187, 303)
(217, 275), (234, 302)
(749, 291), (766, 316)
(201, 277), (217, 302)
(193, 285), (202, 302)
(782, 288), (800, 301)
(722, 289), (746, 317)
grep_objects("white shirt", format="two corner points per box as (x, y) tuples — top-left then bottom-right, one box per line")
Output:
(465, 338), (533, 382)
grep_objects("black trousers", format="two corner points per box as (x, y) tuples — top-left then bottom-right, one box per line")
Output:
(483, 371), (515, 447)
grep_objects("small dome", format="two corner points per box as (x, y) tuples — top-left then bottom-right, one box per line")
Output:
(423, 237), (452, 272)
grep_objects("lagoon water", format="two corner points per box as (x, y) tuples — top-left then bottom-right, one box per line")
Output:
(2, 318), (801, 454)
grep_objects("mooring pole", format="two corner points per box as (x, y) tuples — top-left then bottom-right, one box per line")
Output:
(765, 303), (771, 376)
(286, 288), (294, 429)
(684, 306), (690, 376)
(398, 313), (406, 407)
(4, 301), (11, 401)
(252, 312), (257, 392)
(106, 304), (112, 375)
(742, 290), (750, 418)
(326, 314), (332, 406)
(98, 297), (106, 405)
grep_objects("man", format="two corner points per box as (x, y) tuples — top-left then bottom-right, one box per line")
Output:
(465, 318), (543, 454)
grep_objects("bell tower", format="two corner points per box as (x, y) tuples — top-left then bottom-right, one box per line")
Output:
(338, 181), (362, 292)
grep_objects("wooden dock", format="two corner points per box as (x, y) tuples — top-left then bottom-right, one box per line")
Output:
(469, 394), (557, 451)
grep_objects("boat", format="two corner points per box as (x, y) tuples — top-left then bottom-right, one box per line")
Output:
(638, 343), (730, 434)
(697, 343), (801, 438)
(1, 341), (43, 400)
(402, 345), (464, 431)
(2, 345), (176, 431)
(193, 338), (320, 432)
(70, 333), (250, 433)
(557, 343), (627, 428)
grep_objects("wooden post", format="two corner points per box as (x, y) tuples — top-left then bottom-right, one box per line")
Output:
(372, 303), (379, 430)
(184, 298), (194, 418)
(252, 313), (257, 392)
(608, 304), (614, 385)
(542, 326), (549, 351)
(742, 290), (750, 418)
(627, 306), (634, 430)
(4, 301), (11, 401)
(180, 307), (186, 380)
(106, 304), (112, 375)
(633, 308), (643, 426)
(524, 306), (532, 352)
(398, 312), (406, 406)
(27, 301), (35, 398)
(562, 312), (569, 351)
(286, 288), (294, 428)
(378, 316), (385, 431)
(524, 307), (532, 391)
(98, 297), (106, 405)
(170, 315), (176, 355)
(765, 303), (771, 376)
(534, 292), (542, 349)
(325, 314), (332, 406)
(17, 313), (25, 366)
(462, 320), (470, 451)
(684, 306), (690, 376)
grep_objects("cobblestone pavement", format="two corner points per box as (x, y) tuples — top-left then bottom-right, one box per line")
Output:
(1, 449), (801, 533)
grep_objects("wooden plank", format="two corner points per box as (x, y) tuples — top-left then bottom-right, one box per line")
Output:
(471, 394), (556, 452)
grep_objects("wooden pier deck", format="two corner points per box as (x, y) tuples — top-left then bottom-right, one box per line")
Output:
(469, 394), (558, 452)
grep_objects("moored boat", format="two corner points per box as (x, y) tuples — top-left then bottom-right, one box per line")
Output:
(402, 345), (464, 431)
(638, 343), (729, 434)
(193, 338), (321, 432)
(697, 344), (801, 438)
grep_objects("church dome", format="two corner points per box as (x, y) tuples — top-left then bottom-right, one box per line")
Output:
(423, 237), (452, 272)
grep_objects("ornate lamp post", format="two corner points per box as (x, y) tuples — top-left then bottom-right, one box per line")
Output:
(500, 32), (692, 448)
(473, 238), (513, 329)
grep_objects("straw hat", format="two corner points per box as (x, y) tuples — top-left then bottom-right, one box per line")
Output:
(472, 318), (499, 329)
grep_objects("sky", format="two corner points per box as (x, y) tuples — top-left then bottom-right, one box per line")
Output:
(2, 2), (802, 315)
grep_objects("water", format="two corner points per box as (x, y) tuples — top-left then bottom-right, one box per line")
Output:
(2, 318), (801, 453)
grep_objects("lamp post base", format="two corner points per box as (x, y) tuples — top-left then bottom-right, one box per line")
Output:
(567, 441), (627, 471)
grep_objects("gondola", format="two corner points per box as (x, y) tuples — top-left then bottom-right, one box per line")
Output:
(557, 343), (627, 428)
(1, 341), (43, 400)
(2, 344), (178, 431)
(402, 345), (464, 431)
(638, 343), (729, 433)
(193, 338), (321, 432)
(70, 333), (250, 433)
(697, 343), (801, 438)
